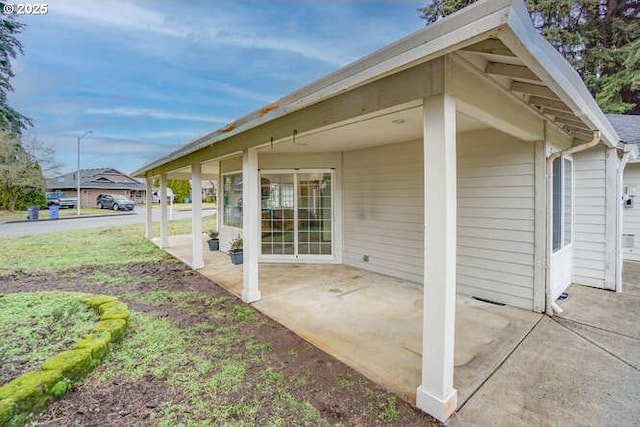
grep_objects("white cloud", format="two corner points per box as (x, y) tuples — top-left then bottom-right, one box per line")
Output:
(51, 1), (350, 66)
(52, 1), (190, 38)
(85, 107), (231, 124)
(142, 130), (206, 139)
(212, 32), (349, 66)
(206, 81), (276, 104)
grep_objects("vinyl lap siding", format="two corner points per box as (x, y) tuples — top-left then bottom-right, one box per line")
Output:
(342, 140), (424, 283)
(457, 130), (535, 310)
(623, 163), (640, 259)
(343, 132), (536, 310)
(573, 148), (607, 287)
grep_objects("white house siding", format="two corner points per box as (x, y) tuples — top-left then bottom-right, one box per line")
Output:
(572, 146), (614, 289)
(342, 130), (536, 310)
(342, 140), (424, 283)
(623, 162), (640, 260)
(457, 129), (536, 310)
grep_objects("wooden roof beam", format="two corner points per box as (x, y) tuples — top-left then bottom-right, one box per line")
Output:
(510, 81), (559, 100)
(485, 62), (541, 82)
(462, 39), (516, 57)
(529, 96), (572, 113)
(554, 115), (586, 127)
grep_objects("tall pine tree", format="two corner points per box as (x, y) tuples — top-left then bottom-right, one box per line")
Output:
(419, 0), (640, 113)
(0, 1), (32, 134)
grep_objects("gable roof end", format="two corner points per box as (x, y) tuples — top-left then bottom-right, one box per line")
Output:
(132, 0), (619, 178)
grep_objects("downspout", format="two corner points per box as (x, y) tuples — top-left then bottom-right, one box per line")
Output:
(545, 130), (601, 315)
(615, 146), (632, 292)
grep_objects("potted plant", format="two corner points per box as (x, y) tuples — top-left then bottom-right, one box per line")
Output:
(207, 229), (219, 251)
(229, 234), (243, 265)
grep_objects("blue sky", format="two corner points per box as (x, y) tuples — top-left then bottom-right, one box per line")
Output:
(9, 0), (426, 176)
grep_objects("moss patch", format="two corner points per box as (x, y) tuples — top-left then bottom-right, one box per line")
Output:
(76, 294), (118, 309)
(98, 301), (129, 321)
(0, 399), (14, 425)
(0, 370), (62, 412)
(0, 293), (129, 426)
(74, 331), (112, 360)
(41, 349), (95, 382)
(93, 319), (127, 342)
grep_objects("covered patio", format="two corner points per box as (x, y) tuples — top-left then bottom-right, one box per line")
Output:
(133, 0), (625, 421)
(158, 234), (541, 408)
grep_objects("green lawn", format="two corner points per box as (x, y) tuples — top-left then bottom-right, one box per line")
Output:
(0, 214), (420, 426)
(0, 224), (161, 273)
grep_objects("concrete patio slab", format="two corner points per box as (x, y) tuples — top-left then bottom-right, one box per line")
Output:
(153, 235), (640, 424)
(456, 263), (640, 426)
(456, 316), (640, 426)
(158, 235), (541, 407)
(558, 280), (640, 342)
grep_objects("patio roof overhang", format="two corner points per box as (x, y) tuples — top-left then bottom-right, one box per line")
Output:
(132, 0), (620, 178)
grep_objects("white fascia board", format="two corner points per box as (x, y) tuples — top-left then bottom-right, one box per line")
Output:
(132, 0), (513, 177)
(625, 143), (640, 161)
(499, 0), (620, 148)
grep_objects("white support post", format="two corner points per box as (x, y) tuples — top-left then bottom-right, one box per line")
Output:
(191, 163), (204, 269)
(242, 147), (261, 303)
(604, 147), (618, 291)
(160, 173), (169, 248)
(416, 94), (458, 423)
(145, 176), (153, 240)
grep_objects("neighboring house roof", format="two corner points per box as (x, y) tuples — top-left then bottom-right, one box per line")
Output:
(606, 114), (640, 144)
(47, 168), (146, 191)
(132, 0), (619, 178)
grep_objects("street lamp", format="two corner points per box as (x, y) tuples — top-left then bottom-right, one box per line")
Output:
(77, 131), (92, 216)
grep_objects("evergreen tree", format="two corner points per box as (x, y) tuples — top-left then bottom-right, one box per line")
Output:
(418, 0), (640, 113)
(0, 2), (32, 134)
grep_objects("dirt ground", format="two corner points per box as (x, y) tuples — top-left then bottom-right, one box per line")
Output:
(0, 261), (439, 426)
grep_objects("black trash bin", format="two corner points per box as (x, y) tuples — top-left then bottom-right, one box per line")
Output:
(27, 206), (40, 220)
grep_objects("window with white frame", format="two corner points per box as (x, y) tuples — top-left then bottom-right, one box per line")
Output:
(223, 172), (242, 228)
(552, 157), (572, 252)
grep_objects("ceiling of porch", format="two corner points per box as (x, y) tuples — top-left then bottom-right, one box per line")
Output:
(456, 39), (595, 142)
(260, 105), (487, 154)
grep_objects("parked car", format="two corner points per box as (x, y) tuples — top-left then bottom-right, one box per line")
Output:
(96, 194), (135, 211)
(45, 191), (77, 209)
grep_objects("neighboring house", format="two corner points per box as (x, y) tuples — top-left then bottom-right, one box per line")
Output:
(47, 168), (146, 208)
(132, 0), (633, 422)
(611, 114), (640, 261)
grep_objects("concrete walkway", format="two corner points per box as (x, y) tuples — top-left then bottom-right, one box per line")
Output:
(456, 263), (640, 426)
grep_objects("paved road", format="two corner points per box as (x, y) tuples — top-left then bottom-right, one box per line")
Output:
(0, 208), (215, 237)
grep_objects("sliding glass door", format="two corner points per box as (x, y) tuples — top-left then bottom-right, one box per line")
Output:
(261, 170), (333, 259)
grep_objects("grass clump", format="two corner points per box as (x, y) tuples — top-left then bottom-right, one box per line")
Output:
(232, 305), (258, 322)
(95, 308), (325, 426)
(0, 293), (97, 386)
(376, 394), (399, 422)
